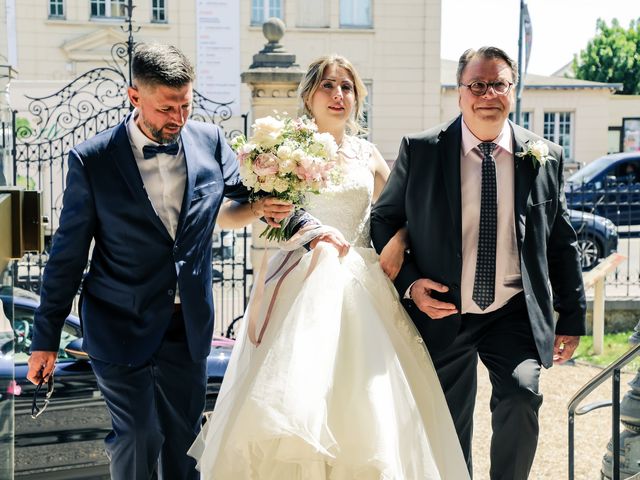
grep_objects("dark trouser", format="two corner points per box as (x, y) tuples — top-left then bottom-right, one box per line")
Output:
(91, 310), (207, 480)
(430, 292), (543, 480)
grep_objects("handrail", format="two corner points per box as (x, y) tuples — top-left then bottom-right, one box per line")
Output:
(568, 342), (640, 480)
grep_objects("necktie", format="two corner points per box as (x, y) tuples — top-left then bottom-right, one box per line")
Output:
(472, 142), (497, 311)
(142, 142), (180, 159)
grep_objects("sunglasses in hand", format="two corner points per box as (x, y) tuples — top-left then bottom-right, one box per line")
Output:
(31, 373), (54, 419)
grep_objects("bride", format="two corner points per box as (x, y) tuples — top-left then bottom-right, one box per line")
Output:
(189, 54), (469, 480)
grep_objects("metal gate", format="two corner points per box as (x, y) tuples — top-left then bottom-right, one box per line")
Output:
(10, 39), (250, 337)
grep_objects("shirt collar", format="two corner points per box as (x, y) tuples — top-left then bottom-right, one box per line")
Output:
(461, 119), (513, 156)
(127, 110), (182, 156)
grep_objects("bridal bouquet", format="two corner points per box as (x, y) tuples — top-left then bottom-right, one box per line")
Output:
(231, 115), (341, 241)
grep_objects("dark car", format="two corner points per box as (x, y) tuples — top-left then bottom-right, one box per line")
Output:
(565, 152), (640, 226)
(568, 209), (618, 270)
(0, 287), (233, 479)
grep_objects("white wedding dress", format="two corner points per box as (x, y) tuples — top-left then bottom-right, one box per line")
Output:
(189, 137), (469, 480)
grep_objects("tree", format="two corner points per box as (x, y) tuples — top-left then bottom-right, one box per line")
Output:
(572, 18), (640, 95)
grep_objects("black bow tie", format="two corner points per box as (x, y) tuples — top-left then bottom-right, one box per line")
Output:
(142, 142), (180, 159)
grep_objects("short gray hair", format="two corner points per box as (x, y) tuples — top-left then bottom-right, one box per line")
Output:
(132, 43), (195, 88)
(456, 47), (519, 86)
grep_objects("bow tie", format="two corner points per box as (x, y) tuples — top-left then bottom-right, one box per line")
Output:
(142, 142), (180, 159)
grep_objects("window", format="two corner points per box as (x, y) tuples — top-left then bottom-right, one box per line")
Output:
(251, 0), (282, 25)
(49, 0), (65, 18)
(544, 112), (573, 160)
(508, 111), (531, 130)
(340, 0), (372, 28)
(90, 0), (126, 19)
(298, 0), (328, 27)
(151, 0), (166, 22)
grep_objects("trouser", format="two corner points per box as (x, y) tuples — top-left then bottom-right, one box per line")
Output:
(91, 309), (207, 480)
(431, 292), (543, 480)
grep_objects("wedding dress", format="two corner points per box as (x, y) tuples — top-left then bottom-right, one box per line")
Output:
(189, 136), (469, 480)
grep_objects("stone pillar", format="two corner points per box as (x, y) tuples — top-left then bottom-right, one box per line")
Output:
(240, 18), (304, 271)
(0, 65), (17, 187)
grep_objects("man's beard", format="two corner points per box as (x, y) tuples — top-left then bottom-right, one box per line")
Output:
(143, 118), (181, 144)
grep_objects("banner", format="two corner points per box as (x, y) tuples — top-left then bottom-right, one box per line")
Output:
(196, 0), (240, 115)
(523, 2), (532, 74)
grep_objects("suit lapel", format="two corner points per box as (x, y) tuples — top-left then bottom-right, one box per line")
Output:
(511, 120), (537, 254)
(111, 114), (173, 243)
(175, 124), (196, 240)
(440, 116), (463, 242)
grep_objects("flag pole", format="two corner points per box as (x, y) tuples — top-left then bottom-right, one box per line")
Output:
(515, 0), (524, 126)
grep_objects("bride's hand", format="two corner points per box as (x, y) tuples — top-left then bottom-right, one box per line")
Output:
(251, 197), (294, 227)
(309, 231), (350, 257)
(379, 227), (408, 281)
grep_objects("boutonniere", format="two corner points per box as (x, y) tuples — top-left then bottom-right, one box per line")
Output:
(515, 140), (555, 167)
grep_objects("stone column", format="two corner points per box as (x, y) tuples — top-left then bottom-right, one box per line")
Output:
(240, 18), (304, 271)
(0, 64), (17, 186)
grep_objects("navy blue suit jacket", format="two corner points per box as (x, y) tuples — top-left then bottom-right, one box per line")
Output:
(32, 115), (250, 365)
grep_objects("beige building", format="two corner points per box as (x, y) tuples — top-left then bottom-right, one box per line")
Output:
(1, 0), (637, 164)
(1, 0), (442, 161)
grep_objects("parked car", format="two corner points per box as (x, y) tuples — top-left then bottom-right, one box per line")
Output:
(565, 152), (640, 226)
(0, 287), (233, 479)
(568, 209), (618, 270)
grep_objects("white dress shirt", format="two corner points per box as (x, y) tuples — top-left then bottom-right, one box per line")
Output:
(460, 120), (523, 314)
(126, 111), (186, 302)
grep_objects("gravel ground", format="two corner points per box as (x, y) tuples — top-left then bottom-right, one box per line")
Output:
(471, 361), (633, 480)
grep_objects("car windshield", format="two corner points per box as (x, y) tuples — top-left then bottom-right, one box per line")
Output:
(567, 157), (611, 184)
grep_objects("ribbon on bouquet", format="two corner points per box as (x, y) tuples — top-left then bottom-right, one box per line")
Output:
(247, 224), (339, 347)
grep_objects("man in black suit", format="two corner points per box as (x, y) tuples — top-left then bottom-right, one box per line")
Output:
(371, 46), (586, 479)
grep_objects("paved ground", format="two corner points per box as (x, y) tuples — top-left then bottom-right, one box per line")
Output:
(472, 361), (634, 480)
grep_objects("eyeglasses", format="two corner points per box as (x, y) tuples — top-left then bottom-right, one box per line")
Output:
(459, 80), (514, 96)
(31, 374), (54, 419)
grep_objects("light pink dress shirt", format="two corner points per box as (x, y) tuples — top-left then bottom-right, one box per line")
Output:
(460, 120), (523, 314)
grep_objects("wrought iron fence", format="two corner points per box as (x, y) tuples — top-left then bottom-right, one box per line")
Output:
(565, 177), (640, 297)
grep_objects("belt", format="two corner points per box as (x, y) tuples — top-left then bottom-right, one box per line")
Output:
(173, 303), (182, 313)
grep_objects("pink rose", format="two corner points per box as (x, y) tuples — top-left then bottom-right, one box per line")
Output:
(253, 153), (279, 176)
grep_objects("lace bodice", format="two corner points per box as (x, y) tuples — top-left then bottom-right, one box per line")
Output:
(305, 136), (375, 248)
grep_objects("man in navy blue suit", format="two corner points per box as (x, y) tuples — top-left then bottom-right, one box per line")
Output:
(26, 43), (319, 479)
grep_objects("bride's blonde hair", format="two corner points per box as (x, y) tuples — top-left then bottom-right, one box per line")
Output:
(298, 54), (368, 136)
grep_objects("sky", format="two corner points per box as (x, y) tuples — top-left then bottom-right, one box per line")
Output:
(441, 0), (639, 76)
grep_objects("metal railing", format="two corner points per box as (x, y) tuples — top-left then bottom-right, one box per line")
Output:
(567, 343), (640, 480)
(565, 177), (640, 297)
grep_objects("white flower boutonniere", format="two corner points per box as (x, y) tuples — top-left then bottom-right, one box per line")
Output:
(516, 140), (555, 167)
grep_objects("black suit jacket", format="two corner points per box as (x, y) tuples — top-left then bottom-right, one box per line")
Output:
(371, 116), (586, 367)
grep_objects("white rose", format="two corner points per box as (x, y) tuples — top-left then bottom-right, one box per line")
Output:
(240, 143), (256, 154)
(260, 177), (275, 192)
(273, 178), (289, 193)
(313, 132), (339, 158)
(277, 144), (293, 159)
(279, 158), (296, 174)
(251, 116), (285, 148)
(291, 149), (306, 163)
(530, 141), (549, 164)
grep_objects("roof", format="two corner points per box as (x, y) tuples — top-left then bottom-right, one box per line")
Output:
(441, 59), (623, 91)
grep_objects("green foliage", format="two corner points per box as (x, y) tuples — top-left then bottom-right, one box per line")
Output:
(572, 18), (640, 95)
(574, 331), (640, 372)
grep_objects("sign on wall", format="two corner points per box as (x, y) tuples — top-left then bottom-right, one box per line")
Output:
(196, 0), (240, 115)
(623, 118), (640, 152)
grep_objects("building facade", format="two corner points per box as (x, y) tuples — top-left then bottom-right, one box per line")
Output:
(1, 0), (638, 164)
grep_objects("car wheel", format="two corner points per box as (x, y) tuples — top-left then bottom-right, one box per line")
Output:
(576, 237), (602, 270)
